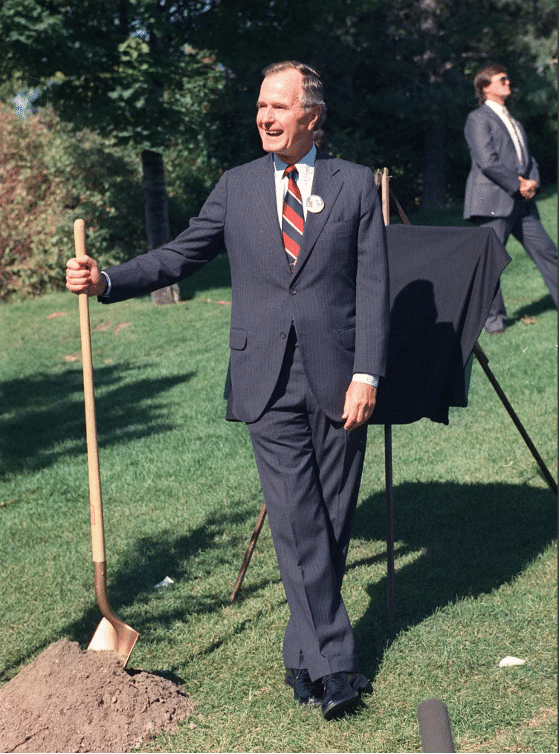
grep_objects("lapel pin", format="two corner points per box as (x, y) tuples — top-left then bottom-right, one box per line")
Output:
(306, 195), (325, 213)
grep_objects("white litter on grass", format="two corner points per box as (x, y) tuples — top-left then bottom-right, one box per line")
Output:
(499, 656), (526, 667)
(155, 576), (174, 588)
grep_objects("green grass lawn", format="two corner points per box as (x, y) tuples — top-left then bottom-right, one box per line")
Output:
(0, 190), (557, 752)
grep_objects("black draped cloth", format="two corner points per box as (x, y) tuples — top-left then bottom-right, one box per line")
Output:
(225, 225), (510, 426)
(370, 225), (510, 425)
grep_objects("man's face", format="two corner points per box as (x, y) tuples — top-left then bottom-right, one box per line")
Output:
(483, 72), (511, 104)
(256, 69), (320, 164)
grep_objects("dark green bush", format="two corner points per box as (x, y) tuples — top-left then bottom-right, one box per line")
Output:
(0, 106), (146, 299)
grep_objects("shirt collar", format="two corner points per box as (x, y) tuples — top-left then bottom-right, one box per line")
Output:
(485, 99), (508, 116)
(273, 143), (316, 174)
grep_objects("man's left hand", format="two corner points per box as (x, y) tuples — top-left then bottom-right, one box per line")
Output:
(342, 381), (377, 431)
(519, 177), (538, 200)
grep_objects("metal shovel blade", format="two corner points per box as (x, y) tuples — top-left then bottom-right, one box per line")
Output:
(88, 617), (139, 666)
(86, 560), (139, 667)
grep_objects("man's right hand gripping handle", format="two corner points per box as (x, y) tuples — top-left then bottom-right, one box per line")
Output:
(66, 256), (108, 297)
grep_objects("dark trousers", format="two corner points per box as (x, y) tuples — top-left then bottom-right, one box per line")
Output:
(246, 329), (367, 682)
(474, 199), (558, 332)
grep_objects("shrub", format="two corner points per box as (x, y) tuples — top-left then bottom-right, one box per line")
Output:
(0, 106), (146, 299)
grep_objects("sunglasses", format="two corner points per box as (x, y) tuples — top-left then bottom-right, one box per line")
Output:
(499, 76), (510, 83)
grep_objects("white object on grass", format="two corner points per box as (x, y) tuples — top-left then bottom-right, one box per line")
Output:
(499, 656), (526, 667)
(155, 576), (175, 588)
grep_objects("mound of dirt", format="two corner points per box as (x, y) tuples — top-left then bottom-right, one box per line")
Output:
(0, 640), (195, 753)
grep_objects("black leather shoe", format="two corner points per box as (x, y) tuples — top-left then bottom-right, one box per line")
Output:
(321, 672), (359, 720)
(285, 668), (323, 707)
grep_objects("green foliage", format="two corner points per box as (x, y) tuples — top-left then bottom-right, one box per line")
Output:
(183, 0), (559, 207)
(0, 0), (556, 213)
(159, 54), (229, 230)
(0, 0), (230, 151)
(0, 106), (145, 299)
(0, 1), (232, 278)
(296, 0), (558, 207)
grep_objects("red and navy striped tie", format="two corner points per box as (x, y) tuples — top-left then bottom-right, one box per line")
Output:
(282, 166), (304, 271)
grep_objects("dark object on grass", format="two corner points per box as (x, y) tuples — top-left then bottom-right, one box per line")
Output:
(417, 698), (456, 752)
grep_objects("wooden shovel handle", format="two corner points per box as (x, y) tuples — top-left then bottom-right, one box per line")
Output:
(74, 219), (106, 564)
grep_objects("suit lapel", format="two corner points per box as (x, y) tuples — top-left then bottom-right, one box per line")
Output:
(244, 151), (344, 279)
(485, 106), (509, 136)
(247, 154), (282, 243)
(246, 154), (294, 276)
(293, 152), (343, 278)
(484, 106), (519, 155)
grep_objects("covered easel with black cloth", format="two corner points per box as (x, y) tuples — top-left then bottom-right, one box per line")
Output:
(229, 169), (557, 622)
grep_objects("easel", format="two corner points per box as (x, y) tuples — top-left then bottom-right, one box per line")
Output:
(229, 169), (557, 623)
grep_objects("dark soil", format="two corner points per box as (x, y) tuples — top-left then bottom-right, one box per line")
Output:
(0, 640), (195, 753)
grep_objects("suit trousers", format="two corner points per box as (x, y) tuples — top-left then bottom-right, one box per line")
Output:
(246, 328), (367, 682)
(474, 199), (558, 331)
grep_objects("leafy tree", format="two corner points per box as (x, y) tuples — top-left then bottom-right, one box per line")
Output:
(301, 0), (557, 209)
(0, 0), (228, 302)
(0, 0), (556, 237)
(0, 106), (145, 298)
(183, 0), (557, 209)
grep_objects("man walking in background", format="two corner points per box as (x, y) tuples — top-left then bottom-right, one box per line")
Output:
(66, 61), (389, 720)
(463, 63), (558, 334)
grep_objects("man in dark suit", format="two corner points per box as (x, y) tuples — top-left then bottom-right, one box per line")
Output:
(463, 63), (558, 334)
(66, 61), (389, 720)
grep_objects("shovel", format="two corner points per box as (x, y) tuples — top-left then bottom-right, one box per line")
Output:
(74, 218), (139, 666)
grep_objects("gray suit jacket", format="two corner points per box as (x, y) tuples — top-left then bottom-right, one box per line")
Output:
(102, 150), (390, 424)
(463, 104), (540, 220)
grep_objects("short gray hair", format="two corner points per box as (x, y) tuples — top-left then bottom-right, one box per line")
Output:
(261, 60), (327, 129)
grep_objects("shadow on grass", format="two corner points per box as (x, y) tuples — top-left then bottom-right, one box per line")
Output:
(67, 479), (556, 680)
(63, 481), (555, 681)
(3, 480), (555, 686)
(0, 503), (263, 682)
(508, 293), (556, 322)
(0, 363), (194, 479)
(67, 507), (253, 639)
(351, 480), (557, 681)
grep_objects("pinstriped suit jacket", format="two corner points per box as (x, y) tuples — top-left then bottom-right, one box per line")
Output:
(102, 150), (390, 424)
(463, 104), (540, 220)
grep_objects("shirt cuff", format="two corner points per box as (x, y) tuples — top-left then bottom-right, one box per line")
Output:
(352, 373), (379, 388)
(99, 271), (112, 298)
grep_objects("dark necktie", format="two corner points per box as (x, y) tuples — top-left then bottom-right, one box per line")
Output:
(282, 166), (304, 271)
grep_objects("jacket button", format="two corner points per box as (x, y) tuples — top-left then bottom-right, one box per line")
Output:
(290, 289), (297, 295)
(280, 332), (286, 339)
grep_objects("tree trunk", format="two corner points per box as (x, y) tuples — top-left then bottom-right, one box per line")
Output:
(421, 118), (447, 210)
(417, 0), (448, 210)
(141, 149), (180, 305)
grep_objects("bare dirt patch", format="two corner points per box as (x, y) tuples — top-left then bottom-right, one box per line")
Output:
(0, 640), (195, 753)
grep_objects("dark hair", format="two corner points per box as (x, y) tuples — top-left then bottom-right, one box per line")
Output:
(261, 60), (327, 129)
(473, 63), (507, 105)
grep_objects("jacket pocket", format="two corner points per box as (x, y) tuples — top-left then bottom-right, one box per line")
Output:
(338, 326), (355, 351)
(229, 328), (248, 350)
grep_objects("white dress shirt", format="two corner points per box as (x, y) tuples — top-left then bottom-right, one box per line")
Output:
(484, 100), (527, 166)
(273, 144), (317, 223)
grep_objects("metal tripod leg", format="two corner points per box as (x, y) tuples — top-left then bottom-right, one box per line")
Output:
(229, 502), (267, 602)
(473, 341), (557, 495)
(385, 424), (396, 626)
